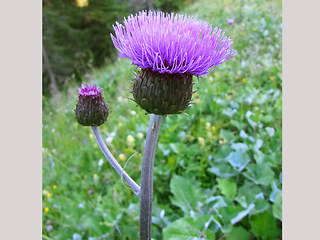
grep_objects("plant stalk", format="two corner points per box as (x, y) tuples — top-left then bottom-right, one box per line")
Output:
(140, 114), (162, 240)
(91, 126), (141, 196)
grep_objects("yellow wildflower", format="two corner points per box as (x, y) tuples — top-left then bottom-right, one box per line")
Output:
(76, 0), (88, 8)
(119, 153), (126, 161)
(89, 133), (94, 140)
(44, 208), (49, 213)
(52, 185), (57, 190)
(242, 78), (247, 83)
(137, 132), (144, 139)
(270, 76), (274, 81)
(253, 28), (258, 32)
(47, 193), (51, 198)
(127, 135), (135, 146)
(192, 92), (198, 98)
(211, 126), (217, 134)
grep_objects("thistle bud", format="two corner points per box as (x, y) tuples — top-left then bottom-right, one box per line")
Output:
(75, 81), (109, 126)
(132, 69), (193, 115)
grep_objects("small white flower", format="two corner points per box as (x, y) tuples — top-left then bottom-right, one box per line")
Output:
(98, 159), (104, 167)
(160, 209), (165, 219)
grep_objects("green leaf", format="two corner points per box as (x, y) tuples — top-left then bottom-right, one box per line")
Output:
(170, 143), (184, 154)
(217, 206), (245, 233)
(220, 129), (237, 143)
(226, 226), (250, 240)
(208, 162), (237, 178)
(226, 151), (251, 172)
(243, 164), (274, 186)
(254, 198), (270, 213)
(231, 143), (248, 152)
(236, 181), (262, 208)
(222, 108), (236, 117)
(170, 175), (202, 216)
(250, 211), (280, 240)
(217, 178), (237, 199)
(272, 192), (282, 221)
(230, 120), (245, 130)
(261, 115), (273, 123)
(163, 215), (215, 240)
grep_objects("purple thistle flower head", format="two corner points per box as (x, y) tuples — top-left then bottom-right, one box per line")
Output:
(227, 18), (235, 25)
(111, 11), (236, 77)
(79, 81), (103, 96)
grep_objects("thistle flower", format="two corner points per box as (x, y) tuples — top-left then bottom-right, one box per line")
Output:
(227, 18), (235, 25)
(75, 81), (109, 126)
(111, 11), (236, 115)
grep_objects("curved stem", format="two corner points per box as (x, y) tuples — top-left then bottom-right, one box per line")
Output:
(91, 126), (141, 196)
(140, 114), (162, 240)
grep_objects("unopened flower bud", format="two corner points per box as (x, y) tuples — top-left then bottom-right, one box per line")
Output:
(75, 81), (109, 126)
(132, 69), (193, 115)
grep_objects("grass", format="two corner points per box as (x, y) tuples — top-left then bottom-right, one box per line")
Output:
(43, 0), (282, 239)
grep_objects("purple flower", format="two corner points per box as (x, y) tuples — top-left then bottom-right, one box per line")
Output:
(88, 189), (93, 195)
(78, 81), (103, 96)
(227, 18), (235, 25)
(46, 225), (53, 232)
(111, 11), (236, 77)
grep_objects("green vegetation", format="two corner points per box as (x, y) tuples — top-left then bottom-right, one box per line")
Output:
(43, 0), (282, 239)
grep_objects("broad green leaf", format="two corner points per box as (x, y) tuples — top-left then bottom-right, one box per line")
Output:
(217, 206), (245, 225)
(243, 164), (274, 186)
(254, 198), (270, 213)
(250, 211), (280, 240)
(236, 181), (262, 208)
(230, 120), (245, 130)
(222, 108), (236, 117)
(230, 203), (255, 225)
(217, 178), (237, 199)
(170, 175), (202, 216)
(272, 192), (282, 221)
(208, 162), (237, 178)
(226, 151), (251, 172)
(220, 129), (237, 143)
(226, 226), (249, 240)
(170, 143), (184, 154)
(163, 215), (215, 240)
(231, 143), (248, 152)
(261, 115), (273, 123)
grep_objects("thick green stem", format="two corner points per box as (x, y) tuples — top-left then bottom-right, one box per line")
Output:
(140, 114), (162, 240)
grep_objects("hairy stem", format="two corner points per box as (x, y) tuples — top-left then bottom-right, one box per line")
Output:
(140, 114), (162, 240)
(91, 126), (141, 196)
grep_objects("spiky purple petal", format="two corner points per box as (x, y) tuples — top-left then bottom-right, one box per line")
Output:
(79, 81), (104, 96)
(111, 11), (236, 77)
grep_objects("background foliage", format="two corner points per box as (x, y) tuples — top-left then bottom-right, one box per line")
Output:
(43, 0), (282, 239)
(42, 0), (129, 95)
